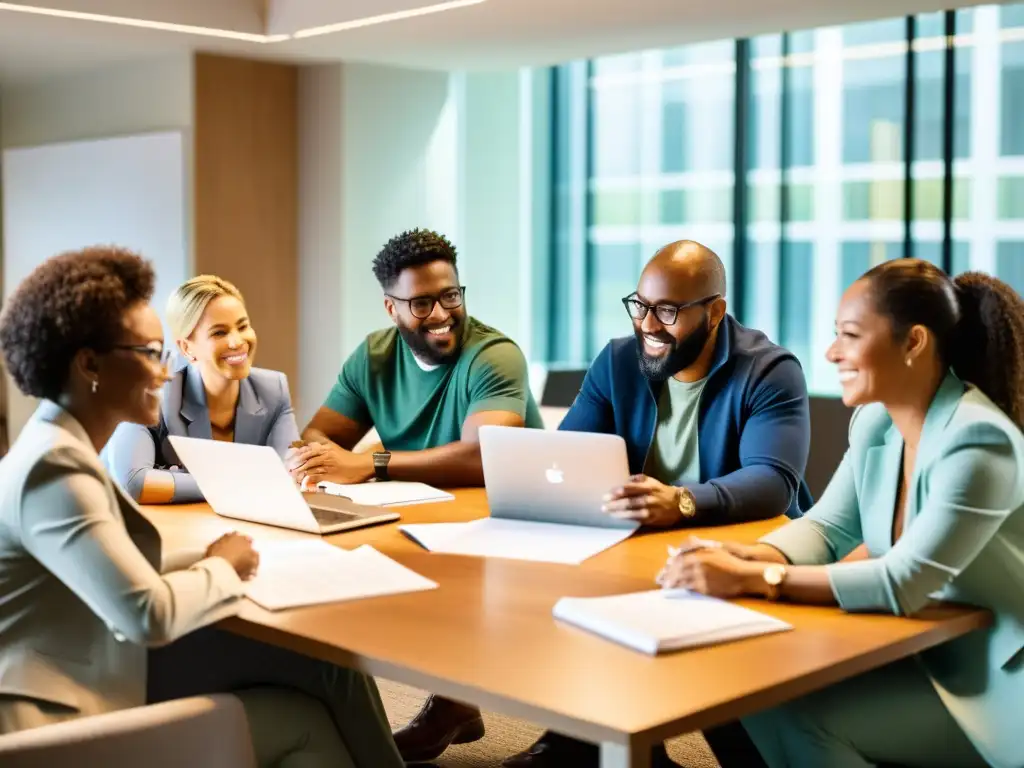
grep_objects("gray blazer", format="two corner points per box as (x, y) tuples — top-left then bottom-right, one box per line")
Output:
(103, 364), (300, 503)
(0, 401), (244, 733)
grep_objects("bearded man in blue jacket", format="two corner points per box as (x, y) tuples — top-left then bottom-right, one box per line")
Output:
(504, 240), (813, 768)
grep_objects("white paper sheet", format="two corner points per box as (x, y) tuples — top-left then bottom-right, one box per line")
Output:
(318, 481), (454, 507)
(399, 517), (637, 565)
(553, 589), (793, 655)
(245, 540), (438, 611)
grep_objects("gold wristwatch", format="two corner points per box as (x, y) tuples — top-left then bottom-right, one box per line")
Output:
(676, 487), (697, 519)
(762, 564), (788, 600)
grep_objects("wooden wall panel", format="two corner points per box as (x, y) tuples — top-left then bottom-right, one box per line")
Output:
(193, 53), (299, 399)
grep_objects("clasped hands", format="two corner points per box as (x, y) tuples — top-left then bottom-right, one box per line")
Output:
(656, 536), (767, 598)
(285, 440), (375, 488)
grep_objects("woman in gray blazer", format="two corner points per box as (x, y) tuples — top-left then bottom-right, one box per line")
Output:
(104, 274), (300, 503)
(0, 247), (403, 767)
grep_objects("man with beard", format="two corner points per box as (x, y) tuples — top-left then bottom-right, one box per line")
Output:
(290, 228), (543, 764)
(503, 240), (812, 768)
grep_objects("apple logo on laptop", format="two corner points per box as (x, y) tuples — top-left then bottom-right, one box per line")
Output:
(545, 463), (564, 484)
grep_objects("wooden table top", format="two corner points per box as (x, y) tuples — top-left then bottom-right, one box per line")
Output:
(143, 489), (990, 745)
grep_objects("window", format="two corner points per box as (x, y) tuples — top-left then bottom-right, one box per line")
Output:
(546, 3), (1024, 394)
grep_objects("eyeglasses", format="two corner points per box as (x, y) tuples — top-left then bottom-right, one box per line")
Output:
(621, 293), (722, 326)
(386, 286), (466, 320)
(110, 343), (171, 367)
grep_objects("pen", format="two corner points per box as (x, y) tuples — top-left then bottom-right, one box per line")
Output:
(667, 539), (723, 559)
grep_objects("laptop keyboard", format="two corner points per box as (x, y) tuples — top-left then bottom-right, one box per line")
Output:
(311, 507), (361, 527)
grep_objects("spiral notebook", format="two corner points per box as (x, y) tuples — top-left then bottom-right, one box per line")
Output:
(553, 589), (792, 655)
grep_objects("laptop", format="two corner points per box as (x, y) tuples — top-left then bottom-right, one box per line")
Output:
(167, 436), (400, 535)
(477, 425), (634, 530)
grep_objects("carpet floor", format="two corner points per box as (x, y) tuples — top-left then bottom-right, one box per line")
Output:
(378, 679), (720, 768)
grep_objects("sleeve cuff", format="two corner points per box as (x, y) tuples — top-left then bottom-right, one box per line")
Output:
(685, 482), (721, 524)
(170, 473), (205, 504)
(194, 556), (246, 600)
(758, 518), (835, 565)
(468, 396), (527, 418)
(826, 560), (901, 614)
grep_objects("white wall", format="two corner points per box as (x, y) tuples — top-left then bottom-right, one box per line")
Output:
(297, 62), (546, 424)
(0, 54), (193, 440)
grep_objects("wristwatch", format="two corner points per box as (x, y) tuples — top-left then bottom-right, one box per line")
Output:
(372, 450), (391, 482)
(676, 487), (697, 519)
(762, 564), (788, 600)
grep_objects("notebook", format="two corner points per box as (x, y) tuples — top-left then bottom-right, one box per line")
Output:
(317, 481), (454, 507)
(244, 540), (438, 611)
(552, 589), (792, 655)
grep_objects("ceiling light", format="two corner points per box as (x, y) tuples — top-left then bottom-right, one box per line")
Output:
(0, 0), (489, 43)
(290, 0), (488, 39)
(0, 2), (275, 42)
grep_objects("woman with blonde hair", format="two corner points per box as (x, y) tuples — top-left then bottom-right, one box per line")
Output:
(105, 274), (300, 503)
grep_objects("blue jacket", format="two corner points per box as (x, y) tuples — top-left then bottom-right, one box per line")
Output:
(559, 315), (813, 523)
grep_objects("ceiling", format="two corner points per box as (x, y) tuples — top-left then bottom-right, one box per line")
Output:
(0, 0), (1002, 84)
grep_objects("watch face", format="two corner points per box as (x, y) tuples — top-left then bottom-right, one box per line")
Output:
(677, 489), (696, 517)
(764, 564), (786, 586)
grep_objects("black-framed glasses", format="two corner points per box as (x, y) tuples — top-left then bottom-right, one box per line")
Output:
(621, 293), (721, 326)
(386, 286), (466, 320)
(110, 343), (170, 367)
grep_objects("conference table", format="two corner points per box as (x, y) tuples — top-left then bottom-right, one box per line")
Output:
(143, 490), (990, 768)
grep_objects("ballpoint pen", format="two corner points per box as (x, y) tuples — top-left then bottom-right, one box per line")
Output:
(666, 539), (723, 559)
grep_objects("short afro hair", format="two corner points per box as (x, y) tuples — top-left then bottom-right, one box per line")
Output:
(0, 245), (155, 401)
(371, 229), (458, 289)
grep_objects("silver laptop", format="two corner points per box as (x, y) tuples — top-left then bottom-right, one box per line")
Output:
(167, 436), (399, 535)
(478, 425), (634, 530)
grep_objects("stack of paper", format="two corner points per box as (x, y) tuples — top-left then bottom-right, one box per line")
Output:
(318, 481), (454, 507)
(553, 589), (792, 655)
(399, 517), (637, 565)
(245, 540), (438, 611)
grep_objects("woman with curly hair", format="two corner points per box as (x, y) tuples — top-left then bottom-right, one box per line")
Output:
(660, 259), (1024, 768)
(104, 274), (300, 503)
(0, 246), (403, 767)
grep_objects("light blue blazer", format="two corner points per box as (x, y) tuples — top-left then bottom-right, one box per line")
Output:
(760, 372), (1024, 768)
(103, 364), (300, 503)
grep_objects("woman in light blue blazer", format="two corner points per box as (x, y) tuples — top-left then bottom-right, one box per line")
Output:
(104, 275), (300, 503)
(660, 259), (1024, 768)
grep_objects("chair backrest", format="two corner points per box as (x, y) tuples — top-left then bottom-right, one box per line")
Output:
(540, 369), (587, 408)
(0, 695), (256, 768)
(805, 396), (854, 503)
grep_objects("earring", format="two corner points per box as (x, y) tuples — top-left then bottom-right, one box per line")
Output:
(91, 379), (99, 394)
(190, 356), (197, 362)
(905, 357), (912, 367)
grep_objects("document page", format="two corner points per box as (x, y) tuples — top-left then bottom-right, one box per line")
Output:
(553, 589), (792, 654)
(318, 481), (454, 507)
(399, 517), (637, 565)
(245, 540), (438, 611)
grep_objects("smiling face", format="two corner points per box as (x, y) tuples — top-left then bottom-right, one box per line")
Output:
(827, 277), (928, 407)
(90, 301), (170, 426)
(631, 263), (724, 381)
(178, 295), (257, 382)
(384, 260), (467, 365)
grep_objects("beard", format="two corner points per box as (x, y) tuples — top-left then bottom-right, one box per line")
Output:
(636, 312), (712, 382)
(398, 316), (464, 365)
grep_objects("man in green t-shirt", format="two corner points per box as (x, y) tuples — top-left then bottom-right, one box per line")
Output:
(288, 228), (543, 763)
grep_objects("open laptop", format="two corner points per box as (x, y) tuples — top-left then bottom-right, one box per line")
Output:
(477, 425), (634, 530)
(167, 436), (400, 535)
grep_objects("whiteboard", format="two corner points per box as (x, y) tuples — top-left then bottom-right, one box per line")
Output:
(1, 130), (188, 438)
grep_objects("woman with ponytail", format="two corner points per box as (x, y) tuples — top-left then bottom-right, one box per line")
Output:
(657, 259), (1024, 767)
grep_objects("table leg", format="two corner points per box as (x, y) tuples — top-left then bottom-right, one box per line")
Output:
(600, 741), (650, 768)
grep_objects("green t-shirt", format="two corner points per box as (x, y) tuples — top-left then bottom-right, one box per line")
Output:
(643, 376), (707, 486)
(324, 317), (544, 450)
